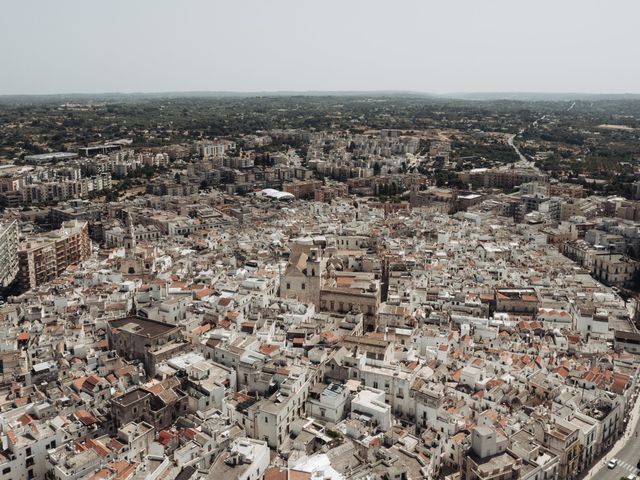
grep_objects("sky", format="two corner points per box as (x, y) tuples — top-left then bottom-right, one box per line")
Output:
(1, 0), (639, 95)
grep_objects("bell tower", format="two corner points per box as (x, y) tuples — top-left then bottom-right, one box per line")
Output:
(123, 210), (136, 251)
(306, 248), (322, 306)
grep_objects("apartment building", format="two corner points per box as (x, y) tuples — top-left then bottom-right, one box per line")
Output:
(282, 179), (322, 199)
(17, 220), (90, 290)
(592, 254), (639, 288)
(459, 168), (548, 190)
(0, 220), (19, 288)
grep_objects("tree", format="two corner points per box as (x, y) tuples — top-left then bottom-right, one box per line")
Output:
(105, 191), (119, 202)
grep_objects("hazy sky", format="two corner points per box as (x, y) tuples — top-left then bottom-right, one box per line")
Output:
(1, 0), (639, 95)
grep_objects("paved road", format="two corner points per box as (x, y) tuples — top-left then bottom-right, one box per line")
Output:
(592, 435), (640, 480)
(505, 114), (547, 173)
(588, 394), (640, 480)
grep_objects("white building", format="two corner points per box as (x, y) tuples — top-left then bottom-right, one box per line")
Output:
(208, 438), (269, 480)
(308, 383), (349, 423)
(351, 387), (392, 431)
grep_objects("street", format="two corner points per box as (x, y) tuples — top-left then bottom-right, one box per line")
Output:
(505, 114), (547, 173)
(588, 405), (640, 480)
(592, 436), (640, 480)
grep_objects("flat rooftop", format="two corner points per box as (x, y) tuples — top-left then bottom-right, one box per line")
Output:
(115, 388), (150, 406)
(109, 315), (179, 338)
(472, 451), (520, 476)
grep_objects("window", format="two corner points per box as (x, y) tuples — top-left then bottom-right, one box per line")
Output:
(264, 416), (268, 423)
(286, 283), (290, 290)
(301, 283), (305, 290)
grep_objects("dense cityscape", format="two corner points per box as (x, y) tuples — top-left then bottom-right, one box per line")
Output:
(0, 93), (637, 480)
(3, 0), (640, 476)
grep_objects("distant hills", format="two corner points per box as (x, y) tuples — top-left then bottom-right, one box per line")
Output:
(442, 92), (640, 101)
(1, 90), (639, 103)
(0, 90), (435, 102)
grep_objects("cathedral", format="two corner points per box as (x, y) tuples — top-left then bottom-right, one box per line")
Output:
(119, 211), (156, 278)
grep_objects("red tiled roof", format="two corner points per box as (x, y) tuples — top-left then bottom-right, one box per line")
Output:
(158, 430), (176, 445)
(259, 344), (280, 355)
(87, 439), (110, 457)
(107, 438), (125, 452)
(18, 414), (33, 425)
(75, 409), (98, 425)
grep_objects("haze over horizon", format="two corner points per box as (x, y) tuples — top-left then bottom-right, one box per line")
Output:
(1, 0), (638, 96)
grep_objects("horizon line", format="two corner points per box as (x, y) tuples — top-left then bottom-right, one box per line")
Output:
(1, 89), (640, 98)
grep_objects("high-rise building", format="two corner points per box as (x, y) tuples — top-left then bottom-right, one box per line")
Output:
(0, 220), (19, 288)
(17, 220), (91, 290)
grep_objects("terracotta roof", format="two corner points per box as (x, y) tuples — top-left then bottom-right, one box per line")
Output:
(183, 427), (199, 440)
(87, 439), (110, 457)
(116, 366), (135, 377)
(191, 323), (212, 335)
(265, 468), (288, 480)
(194, 288), (214, 299)
(75, 409), (98, 425)
(146, 384), (164, 395)
(113, 460), (138, 480)
(259, 344), (280, 355)
(18, 414), (33, 425)
(107, 438), (125, 452)
(158, 430), (177, 446)
(73, 376), (88, 391)
(320, 331), (338, 344)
